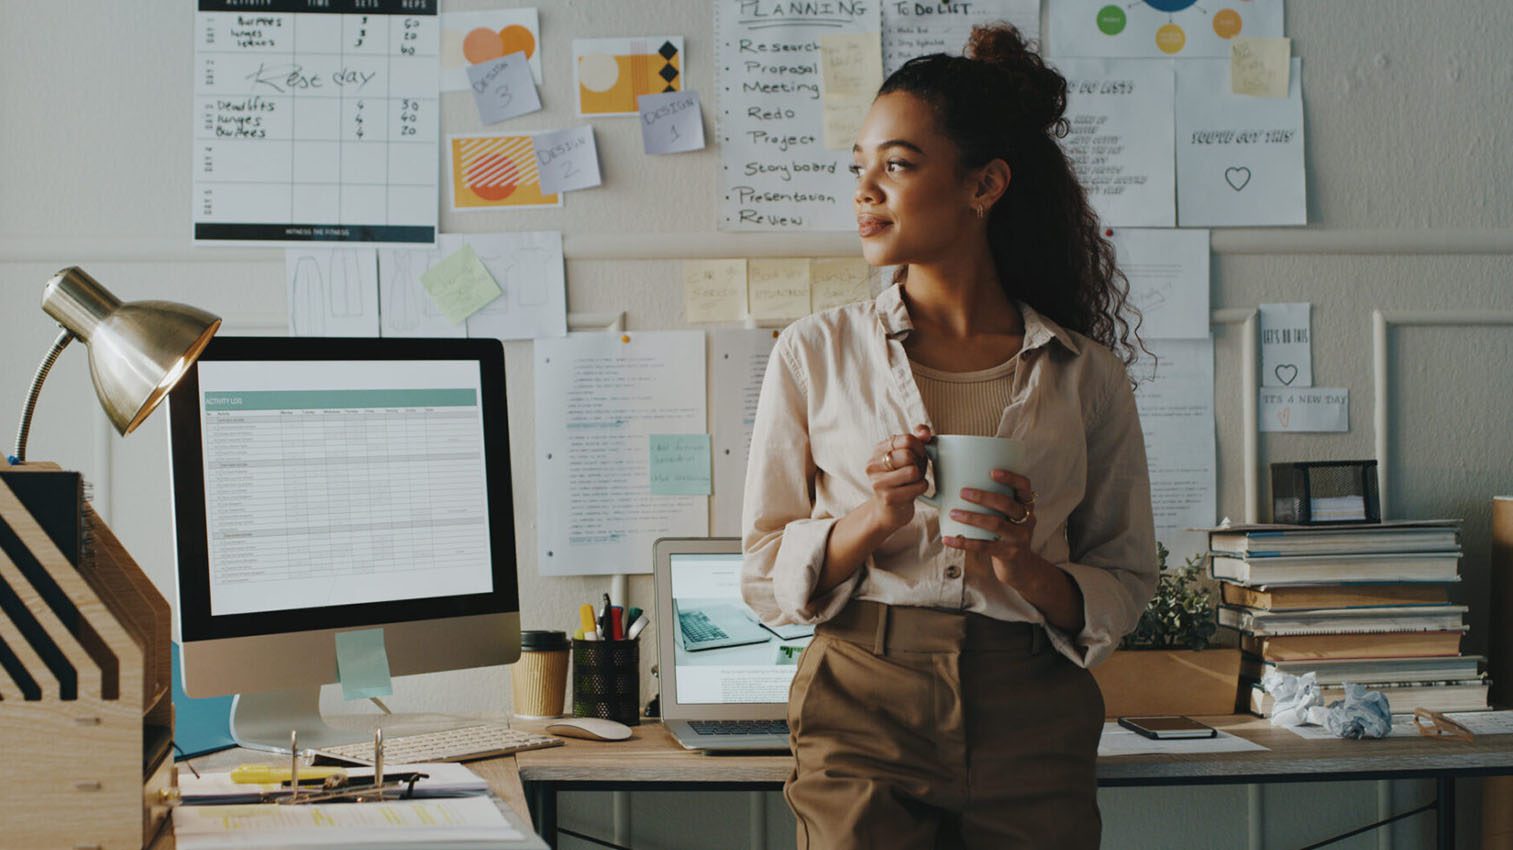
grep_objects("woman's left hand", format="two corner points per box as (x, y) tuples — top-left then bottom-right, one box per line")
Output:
(943, 469), (1045, 584)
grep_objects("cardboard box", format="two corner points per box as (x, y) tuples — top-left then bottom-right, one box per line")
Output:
(1090, 648), (1243, 718)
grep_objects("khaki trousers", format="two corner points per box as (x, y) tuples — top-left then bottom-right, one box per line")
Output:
(785, 600), (1104, 850)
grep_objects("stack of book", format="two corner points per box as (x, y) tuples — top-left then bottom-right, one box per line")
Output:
(1204, 520), (1489, 717)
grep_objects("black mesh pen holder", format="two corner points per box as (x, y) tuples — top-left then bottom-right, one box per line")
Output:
(1270, 460), (1381, 524)
(571, 639), (641, 726)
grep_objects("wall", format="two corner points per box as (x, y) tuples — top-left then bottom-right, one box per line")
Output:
(2, 1), (1510, 847)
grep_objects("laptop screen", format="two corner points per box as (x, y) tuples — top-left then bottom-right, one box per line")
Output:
(670, 553), (814, 705)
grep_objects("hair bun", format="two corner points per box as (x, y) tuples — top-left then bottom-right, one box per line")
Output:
(964, 23), (1067, 133)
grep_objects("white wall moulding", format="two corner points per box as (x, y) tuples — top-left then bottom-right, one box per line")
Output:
(1372, 309), (1513, 518)
(1214, 307), (1261, 524)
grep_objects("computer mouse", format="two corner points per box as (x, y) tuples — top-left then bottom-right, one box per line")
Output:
(545, 717), (633, 741)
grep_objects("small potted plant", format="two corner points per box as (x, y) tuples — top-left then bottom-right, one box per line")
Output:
(1089, 543), (1243, 718)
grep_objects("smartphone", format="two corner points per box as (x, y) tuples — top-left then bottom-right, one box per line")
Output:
(1116, 715), (1218, 740)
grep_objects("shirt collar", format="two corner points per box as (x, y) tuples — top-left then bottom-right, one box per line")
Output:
(874, 282), (1083, 356)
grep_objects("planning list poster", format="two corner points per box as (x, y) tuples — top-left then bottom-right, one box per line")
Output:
(194, 1), (439, 246)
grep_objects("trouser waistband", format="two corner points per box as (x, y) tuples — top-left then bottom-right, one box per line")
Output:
(815, 600), (1047, 655)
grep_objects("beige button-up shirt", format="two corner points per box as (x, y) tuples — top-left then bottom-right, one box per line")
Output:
(740, 283), (1158, 669)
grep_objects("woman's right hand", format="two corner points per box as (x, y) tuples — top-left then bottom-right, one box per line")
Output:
(864, 424), (933, 536)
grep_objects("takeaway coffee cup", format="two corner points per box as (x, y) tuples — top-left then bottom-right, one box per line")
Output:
(917, 435), (1027, 541)
(511, 630), (570, 719)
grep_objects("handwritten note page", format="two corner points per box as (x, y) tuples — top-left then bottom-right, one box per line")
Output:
(194, 1), (439, 246)
(420, 244), (502, 323)
(1059, 59), (1175, 227)
(462, 231), (567, 341)
(1260, 387), (1348, 433)
(1230, 37), (1291, 98)
(466, 51), (540, 124)
(378, 244), (465, 338)
(535, 332), (708, 575)
(1131, 338), (1216, 562)
(649, 434), (713, 495)
(1050, 0), (1283, 59)
(716, 0), (880, 231)
(748, 258), (812, 319)
(639, 90), (706, 154)
(1109, 229), (1209, 339)
(884, 0), (1040, 74)
(810, 257), (874, 312)
(818, 32), (883, 150)
(684, 259), (749, 323)
(1176, 58), (1306, 226)
(712, 329), (779, 536)
(286, 248), (379, 336)
(533, 125), (602, 194)
(1260, 302), (1312, 387)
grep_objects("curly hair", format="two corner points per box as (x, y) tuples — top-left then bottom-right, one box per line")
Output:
(879, 23), (1147, 372)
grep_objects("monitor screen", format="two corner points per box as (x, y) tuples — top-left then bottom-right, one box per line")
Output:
(669, 552), (813, 705)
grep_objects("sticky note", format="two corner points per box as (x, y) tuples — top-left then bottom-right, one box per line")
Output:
(467, 52), (541, 125)
(819, 32), (883, 98)
(683, 259), (748, 323)
(421, 244), (502, 324)
(639, 90), (706, 155)
(1230, 37), (1291, 98)
(810, 258), (873, 312)
(649, 434), (712, 496)
(533, 125), (602, 194)
(334, 628), (393, 701)
(748, 258), (812, 320)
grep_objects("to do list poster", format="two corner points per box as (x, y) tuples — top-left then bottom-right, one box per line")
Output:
(194, 1), (439, 246)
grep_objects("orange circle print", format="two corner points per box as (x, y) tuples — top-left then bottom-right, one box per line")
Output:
(463, 27), (506, 63)
(467, 153), (520, 202)
(1213, 9), (1243, 39)
(499, 25), (536, 59)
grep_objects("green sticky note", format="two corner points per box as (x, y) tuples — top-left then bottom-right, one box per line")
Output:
(420, 244), (502, 324)
(334, 628), (393, 701)
(649, 433), (711, 496)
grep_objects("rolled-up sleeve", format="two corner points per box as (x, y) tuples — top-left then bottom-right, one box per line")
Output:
(1045, 370), (1159, 669)
(741, 334), (862, 626)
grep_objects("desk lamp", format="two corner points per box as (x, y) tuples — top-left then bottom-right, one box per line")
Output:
(9, 266), (221, 464)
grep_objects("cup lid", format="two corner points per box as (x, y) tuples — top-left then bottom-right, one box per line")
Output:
(521, 629), (570, 651)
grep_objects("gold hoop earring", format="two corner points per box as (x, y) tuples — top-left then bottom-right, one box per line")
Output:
(973, 205), (984, 219)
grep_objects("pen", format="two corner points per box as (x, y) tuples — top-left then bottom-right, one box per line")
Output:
(600, 593), (612, 638)
(611, 607), (625, 641)
(230, 764), (347, 785)
(626, 615), (650, 641)
(626, 606), (642, 627)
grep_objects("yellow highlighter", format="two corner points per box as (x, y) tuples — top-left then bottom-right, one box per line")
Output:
(230, 764), (348, 785)
(579, 603), (599, 639)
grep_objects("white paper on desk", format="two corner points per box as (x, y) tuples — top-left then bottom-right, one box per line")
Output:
(712, 329), (779, 536)
(379, 245), (467, 338)
(1111, 229), (1209, 339)
(462, 232), (567, 341)
(1176, 58), (1306, 227)
(1059, 59), (1175, 227)
(533, 125), (602, 195)
(467, 52), (541, 125)
(1260, 302), (1313, 388)
(173, 795), (521, 848)
(884, 0), (1039, 75)
(1050, 0), (1282, 59)
(1133, 338), (1216, 563)
(535, 332), (708, 575)
(1260, 387), (1348, 433)
(287, 249), (380, 337)
(1099, 724), (1268, 757)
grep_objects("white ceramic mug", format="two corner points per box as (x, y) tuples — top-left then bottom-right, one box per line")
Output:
(917, 435), (1026, 541)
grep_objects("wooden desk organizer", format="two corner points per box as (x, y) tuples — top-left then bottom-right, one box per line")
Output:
(0, 464), (174, 849)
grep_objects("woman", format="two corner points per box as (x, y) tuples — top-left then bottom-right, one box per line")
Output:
(740, 24), (1159, 850)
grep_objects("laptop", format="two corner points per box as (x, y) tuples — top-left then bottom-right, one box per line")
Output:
(653, 537), (814, 752)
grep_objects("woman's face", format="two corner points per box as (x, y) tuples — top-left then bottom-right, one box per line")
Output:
(850, 91), (987, 268)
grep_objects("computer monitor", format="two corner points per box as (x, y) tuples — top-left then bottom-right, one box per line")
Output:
(167, 337), (520, 752)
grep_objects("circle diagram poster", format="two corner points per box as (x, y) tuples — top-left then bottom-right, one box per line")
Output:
(1050, 0), (1283, 58)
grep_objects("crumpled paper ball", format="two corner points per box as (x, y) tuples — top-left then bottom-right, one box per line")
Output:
(1261, 669), (1322, 727)
(1321, 683), (1392, 739)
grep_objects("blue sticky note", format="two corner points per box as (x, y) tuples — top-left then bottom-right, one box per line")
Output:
(334, 628), (394, 701)
(649, 433), (712, 496)
(171, 641), (236, 759)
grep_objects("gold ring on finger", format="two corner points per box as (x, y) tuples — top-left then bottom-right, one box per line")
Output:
(1022, 490), (1038, 505)
(1006, 510), (1030, 525)
(883, 452), (895, 471)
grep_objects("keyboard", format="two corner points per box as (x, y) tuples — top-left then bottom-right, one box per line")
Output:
(316, 724), (564, 764)
(679, 610), (730, 643)
(687, 719), (789, 737)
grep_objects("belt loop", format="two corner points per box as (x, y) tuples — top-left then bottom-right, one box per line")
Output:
(872, 603), (889, 655)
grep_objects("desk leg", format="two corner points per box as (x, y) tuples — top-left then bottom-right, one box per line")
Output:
(1437, 776), (1455, 850)
(526, 781), (558, 848)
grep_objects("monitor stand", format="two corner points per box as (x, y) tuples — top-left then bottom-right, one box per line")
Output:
(230, 688), (367, 753)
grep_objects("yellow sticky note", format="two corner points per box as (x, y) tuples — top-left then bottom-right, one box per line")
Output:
(822, 99), (869, 151)
(748, 258), (812, 320)
(810, 258), (873, 312)
(819, 32), (883, 99)
(683, 259), (748, 323)
(1230, 37), (1291, 98)
(420, 244), (502, 324)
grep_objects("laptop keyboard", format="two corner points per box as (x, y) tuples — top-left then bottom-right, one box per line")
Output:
(688, 719), (790, 736)
(679, 610), (730, 643)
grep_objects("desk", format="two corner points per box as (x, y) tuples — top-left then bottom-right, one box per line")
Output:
(508, 715), (1513, 849)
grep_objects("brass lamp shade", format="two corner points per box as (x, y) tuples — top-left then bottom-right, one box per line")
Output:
(41, 267), (221, 435)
